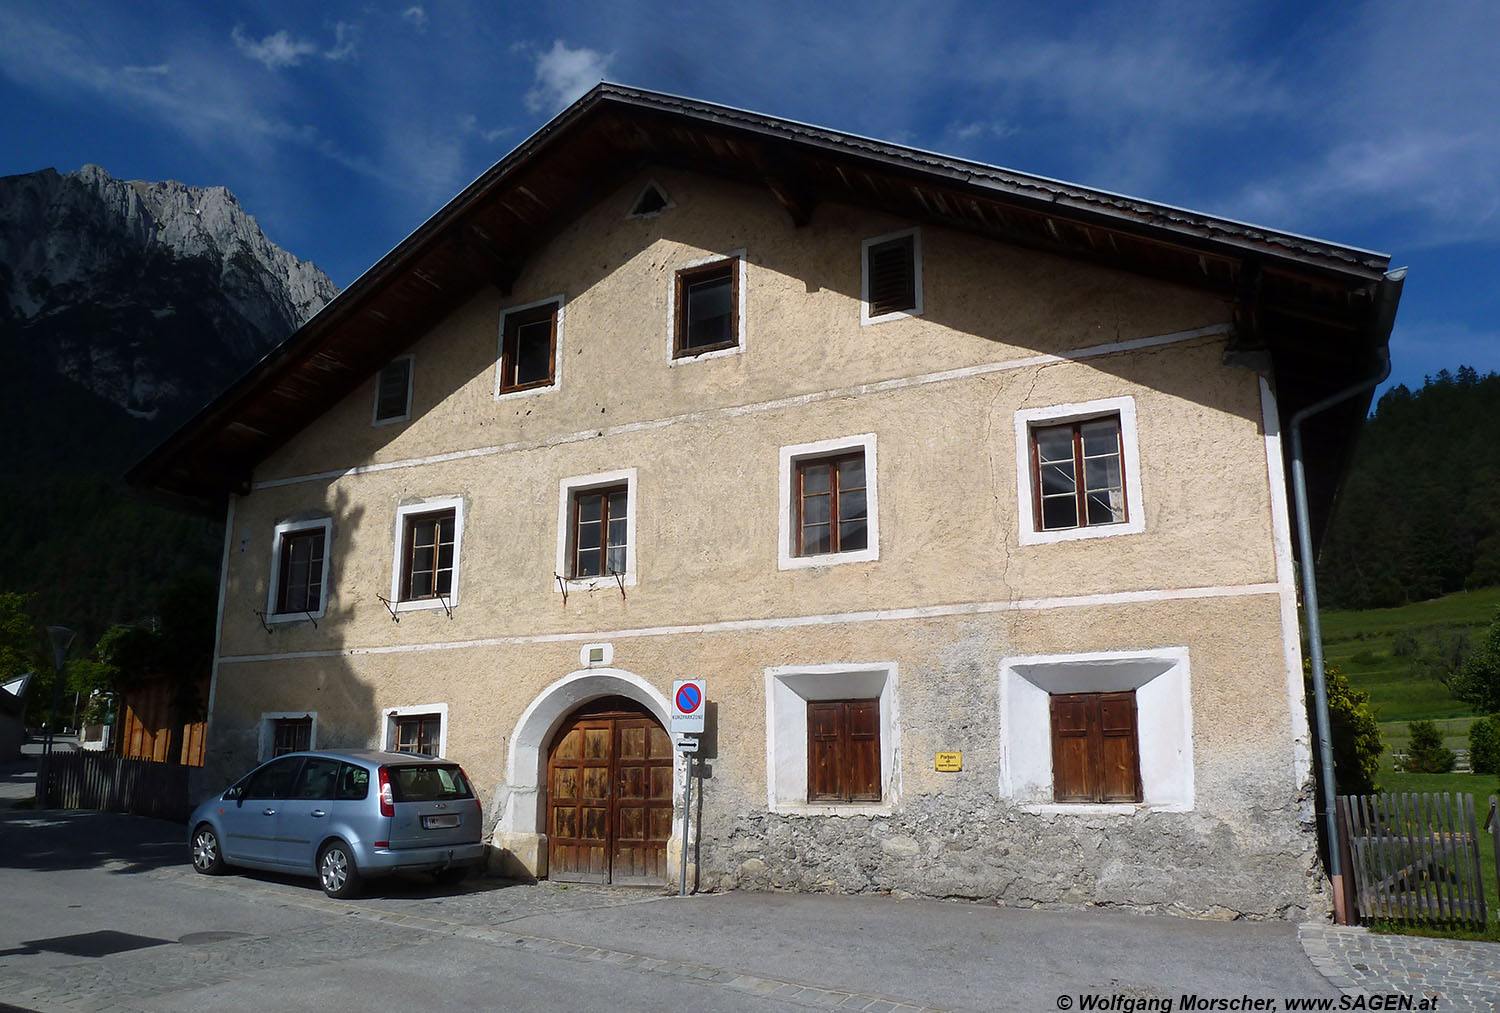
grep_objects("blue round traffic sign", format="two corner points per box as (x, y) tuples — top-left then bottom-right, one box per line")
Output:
(675, 683), (702, 715)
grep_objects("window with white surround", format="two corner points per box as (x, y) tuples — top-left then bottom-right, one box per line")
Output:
(1014, 396), (1144, 545)
(495, 296), (563, 399)
(668, 250), (746, 363)
(861, 228), (922, 325)
(555, 469), (638, 589)
(765, 663), (900, 815)
(389, 497), (464, 611)
(372, 355), (413, 425)
(267, 518), (333, 621)
(257, 711), (317, 761)
(779, 434), (879, 570)
(999, 647), (1193, 813)
(383, 703), (448, 757)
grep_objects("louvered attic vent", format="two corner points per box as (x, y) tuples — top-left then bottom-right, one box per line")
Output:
(629, 182), (670, 217)
(866, 234), (916, 318)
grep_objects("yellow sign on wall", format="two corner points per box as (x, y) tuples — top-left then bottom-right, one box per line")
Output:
(934, 751), (962, 772)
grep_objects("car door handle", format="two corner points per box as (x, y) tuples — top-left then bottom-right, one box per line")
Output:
(311, 809), (327, 818)
(262, 808), (277, 816)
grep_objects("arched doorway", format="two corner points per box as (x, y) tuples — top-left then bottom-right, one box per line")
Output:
(546, 695), (673, 884)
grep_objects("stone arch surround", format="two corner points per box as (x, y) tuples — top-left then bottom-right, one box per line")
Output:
(490, 668), (675, 879)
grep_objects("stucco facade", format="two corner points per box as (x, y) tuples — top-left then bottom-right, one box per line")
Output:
(195, 158), (1324, 918)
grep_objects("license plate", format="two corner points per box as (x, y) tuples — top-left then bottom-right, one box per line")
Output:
(422, 814), (460, 829)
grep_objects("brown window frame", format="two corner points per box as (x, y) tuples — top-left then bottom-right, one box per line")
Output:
(865, 233), (916, 318)
(274, 527), (326, 615)
(399, 508), (457, 602)
(394, 714), (442, 757)
(1048, 691), (1143, 803)
(673, 257), (739, 358)
(794, 451), (868, 557)
(1029, 414), (1128, 532)
(570, 485), (628, 579)
(806, 698), (882, 803)
(498, 301), (559, 394)
(271, 716), (313, 757)
(374, 356), (413, 423)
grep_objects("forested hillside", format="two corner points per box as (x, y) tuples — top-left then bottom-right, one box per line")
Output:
(1318, 367), (1500, 609)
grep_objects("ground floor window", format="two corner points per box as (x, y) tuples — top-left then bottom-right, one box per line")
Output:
(765, 663), (898, 814)
(1048, 691), (1142, 803)
(395, 714), (442, 756)
(807, 698), (881, 803)
(272, 716), (313, 757)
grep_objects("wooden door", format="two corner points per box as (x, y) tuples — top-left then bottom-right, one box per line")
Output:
(546, 698), (673, 884)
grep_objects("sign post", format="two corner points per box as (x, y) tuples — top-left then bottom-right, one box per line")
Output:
(671, 680), (706, 896)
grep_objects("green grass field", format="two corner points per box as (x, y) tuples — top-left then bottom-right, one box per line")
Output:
(1317, 588), (1500, 937)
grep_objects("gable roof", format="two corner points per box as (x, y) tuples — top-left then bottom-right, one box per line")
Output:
(128, 83), (1402, 547)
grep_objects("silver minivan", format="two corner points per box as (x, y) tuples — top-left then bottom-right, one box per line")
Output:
(187, 749), (486, 898)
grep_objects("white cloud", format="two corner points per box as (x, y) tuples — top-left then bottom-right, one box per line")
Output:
(402, 6), (428, 32)
(231, 26), (318, 70)
(459, 113), (513, 145)
(524, 40), (610, 114)
(325, 22), (358, 62)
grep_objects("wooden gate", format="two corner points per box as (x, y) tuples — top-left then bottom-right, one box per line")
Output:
(546, 697), (673, 885)
(1337, 792), (1488, 926)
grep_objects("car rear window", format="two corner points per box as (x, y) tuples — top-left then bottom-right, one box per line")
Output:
(389, 764), (472, 802)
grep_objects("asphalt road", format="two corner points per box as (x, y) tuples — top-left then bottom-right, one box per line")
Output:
(0, 806), (1349, 1012)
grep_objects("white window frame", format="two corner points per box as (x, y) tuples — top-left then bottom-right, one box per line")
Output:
(382, 703), (449, 758)
(998, 647), (1194, 814)
(389, 496), (465, 612)
(1014, 395), (1144, 545)
(555, 468), (638, 591)
(666, 249), (746, 365)
(779, 433), (880, 570)
(860, 227), (923, 326)
(765, 662), (900, 816)
(265, 518), (333, 623)
(371, 354), (414, 427)
(257, 711), (318, 762)
(494, 294), (565, 402)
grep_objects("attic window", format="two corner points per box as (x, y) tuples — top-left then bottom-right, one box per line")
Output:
(861, 229), (922, 325)
(629, 182), (670, 218)
(373, 356), (413, 425)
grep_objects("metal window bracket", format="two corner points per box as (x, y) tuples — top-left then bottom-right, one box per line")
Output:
(554, 573), (569, 605)
(611, 569), (627, 601)
(435, 593), (453, 619)
(252, 609), (273, 633)
(376, 593), (400, 623)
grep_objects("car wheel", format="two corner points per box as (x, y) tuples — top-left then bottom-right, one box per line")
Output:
(190, 824), (227, 875)
(318, 841), (362, 899)
(432, 865), (469, 886)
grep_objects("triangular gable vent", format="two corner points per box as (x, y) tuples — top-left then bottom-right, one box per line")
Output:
(629, 181), (670, 218)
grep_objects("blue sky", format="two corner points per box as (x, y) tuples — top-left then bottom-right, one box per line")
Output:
(3, 0), (1496, 394)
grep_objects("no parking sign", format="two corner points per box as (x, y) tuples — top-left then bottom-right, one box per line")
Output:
(671, 679), (706, 736)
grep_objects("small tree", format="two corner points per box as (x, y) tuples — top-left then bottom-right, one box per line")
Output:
(1468, 715), (1500, 775)
(1306, 661), (1382, 795)
(1452, 607), (1500, 712)
(1405, 720), (1456, 773)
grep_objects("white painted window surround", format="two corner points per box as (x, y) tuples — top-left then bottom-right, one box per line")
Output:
(778, 433), (880, 571)
(999, 647), (1193, 813)
(666, 249), (746, 365)
(257, 711), (317, 762)
(265, 517), (333, 623)
(388, 496), (465, 613)
(1013, 395), (1145, 545)
(554, 468), (638, 591)
(494, 295), (565, 402)
(371, 354), (414, 427)
(860, 227), (923, 326)
(765, 663), (900, 816)
(382, 703), (449, 757)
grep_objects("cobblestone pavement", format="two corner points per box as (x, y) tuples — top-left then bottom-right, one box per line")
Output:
(1299, 923), (1500, 1011)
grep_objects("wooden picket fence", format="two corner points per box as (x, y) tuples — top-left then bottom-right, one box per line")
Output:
(36, 751), (190, 823)
(1337, 792), (1488, 926)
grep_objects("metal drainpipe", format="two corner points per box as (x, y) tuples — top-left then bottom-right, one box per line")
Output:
(1289, 266), (1405, 924)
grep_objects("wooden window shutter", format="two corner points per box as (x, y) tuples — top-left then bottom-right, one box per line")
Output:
(845, 700), (882, 802)
(807, 702), (843, 802)
(867, 235), (915, 317)
(1049, 692), (1142, 803)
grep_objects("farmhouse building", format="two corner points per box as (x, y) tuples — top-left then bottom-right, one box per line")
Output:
(131, 85), (1403, 916)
